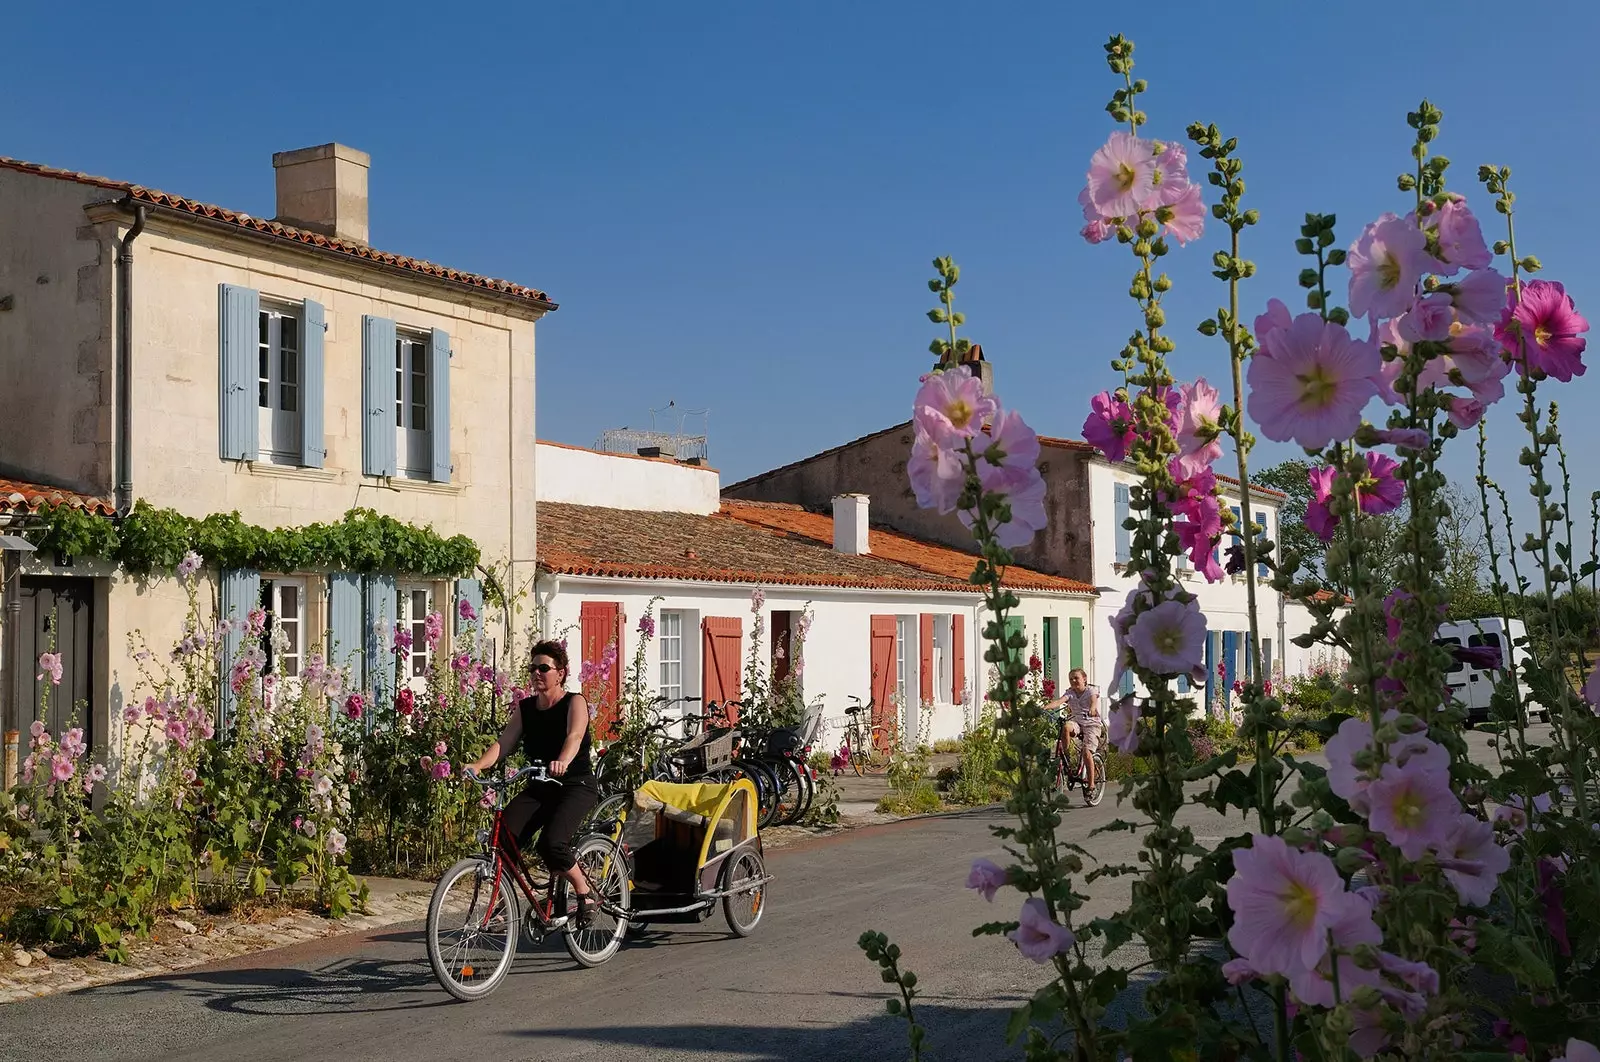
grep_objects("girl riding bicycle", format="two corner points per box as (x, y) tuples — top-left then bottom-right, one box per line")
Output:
(1042, 668), (1102, 798)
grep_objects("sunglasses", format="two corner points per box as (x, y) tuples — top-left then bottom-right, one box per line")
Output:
(531, 663), (558, 674)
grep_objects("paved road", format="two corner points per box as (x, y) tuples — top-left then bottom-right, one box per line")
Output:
(0, 725), (1541, 1062)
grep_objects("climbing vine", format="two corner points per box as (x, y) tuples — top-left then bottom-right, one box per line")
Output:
(24, 501), (479, 577)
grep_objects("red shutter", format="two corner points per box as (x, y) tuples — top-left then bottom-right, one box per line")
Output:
(702, 616), (743, 724)
(919, 614), (935, 705)
(580, 601), (624, 738)
(870, 615), (897, 735)
(951, 614), (966, 705)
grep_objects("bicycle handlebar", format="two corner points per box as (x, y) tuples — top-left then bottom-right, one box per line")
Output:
(463, 763), (552, 788)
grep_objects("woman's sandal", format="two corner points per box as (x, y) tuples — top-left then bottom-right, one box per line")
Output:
(572, 891), (598, 928)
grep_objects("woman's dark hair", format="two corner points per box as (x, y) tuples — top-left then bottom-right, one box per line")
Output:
(530, 639), (570, 677)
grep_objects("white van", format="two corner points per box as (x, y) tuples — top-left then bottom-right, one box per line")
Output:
(1433, 616), (1543, 724)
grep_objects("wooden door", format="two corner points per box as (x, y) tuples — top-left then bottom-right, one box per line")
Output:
(770, 610), (793, 687)
(702, 617), (742, 724)
(869, 615), (897, 734)
(580, 601), (623, 739)
(16, 577), (96, 749)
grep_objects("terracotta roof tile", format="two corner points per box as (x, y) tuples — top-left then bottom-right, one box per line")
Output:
(537, 501), (1095, 595)
(0, 156), (555, 309)
(0, 478), (114, 517)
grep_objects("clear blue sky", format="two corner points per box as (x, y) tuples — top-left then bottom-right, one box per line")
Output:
(6, 1), (1597, 547)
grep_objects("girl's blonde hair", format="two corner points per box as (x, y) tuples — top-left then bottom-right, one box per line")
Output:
(1068, 667), (1088, 683)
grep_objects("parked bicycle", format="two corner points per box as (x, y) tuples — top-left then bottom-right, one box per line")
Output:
(1052, 729), (1107, 807)
(835, 695), (893, 775)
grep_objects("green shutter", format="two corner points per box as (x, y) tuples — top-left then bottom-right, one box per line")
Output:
(1068, 617), (1084, 671)
(218, 284), (260, 461)
(1042, 618), (1059, 681)
(301, 299), (326, 468)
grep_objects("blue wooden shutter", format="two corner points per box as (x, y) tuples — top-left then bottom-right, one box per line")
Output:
(1254, 511), (1269, 578)
(455, 577), (484, 634)
(429, 328), (451, 483)
(1114, 483), (1131, 564)
(1204, 632), (1215, 710)
(363, 574), (398, 693)
(1222, 631), (1237, 693)
(300, 299), (326, 468)
(218, 567), (260, 732)
(328, 572), (363, 671)
(1177, 672), (1190, 694)
(1119, 668), (1135, 697)
(218, 284), (260, 460)
(362, 315), (397, 477)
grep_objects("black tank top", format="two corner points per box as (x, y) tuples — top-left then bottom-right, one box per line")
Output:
(519, 693), (592, 778)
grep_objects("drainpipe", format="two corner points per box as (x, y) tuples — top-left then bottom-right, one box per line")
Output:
(115, 199), (148, 518)
(536, 574), (560, 640)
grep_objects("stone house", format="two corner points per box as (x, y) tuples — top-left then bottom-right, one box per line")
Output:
(0, 144), (550, 767)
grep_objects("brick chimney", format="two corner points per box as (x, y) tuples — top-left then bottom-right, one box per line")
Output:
(832, 494), (870, 555)
(272, 143), (370, 244)
(960, 342), (994, 395)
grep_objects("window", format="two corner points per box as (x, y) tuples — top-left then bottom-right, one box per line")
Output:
(260, 577), (305, 678)
(1434, 637), (1464, 674)
(396, 334), (432, 478)
(1468, 632), (1503, 670)
(1114, 483), (1131, 564)
(896, 616), (915, 709)
(1254, 511), (1269, 578)
(258, 307), (301, 464)
(932, 615), (953, 703)
(398, 584), (435, 684)
(659, 610), (684, 703)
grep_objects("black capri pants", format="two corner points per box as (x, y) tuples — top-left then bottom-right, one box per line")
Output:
(501, 778), (600, 872)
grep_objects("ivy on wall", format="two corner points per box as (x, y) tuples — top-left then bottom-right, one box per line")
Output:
(24, 501), (480, 578)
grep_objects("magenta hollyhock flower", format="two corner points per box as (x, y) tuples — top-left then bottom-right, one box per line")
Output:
(396, 687), (416, 716)
(431, 759), (452, 781)
(1584, 663), (1600, 710)
(1108, 696), (1141, 754)
(457, 597), (477, 623)
(908, 430), (965, 515)
(1085, 130), (1158, 219)
(1372, 427), (1431, 451)
(1247, 313), (1381, 450)
(1424, 196), (1492, 275)
(1007, 898), (1074, 963)
(1305, 465), (1339, 543)
(1452, 643), (1502, 670)
(1439, 812), (1510, 907)
(1496, 279), (1590, 382)
(1083, 391), (1137, 464)
(638, 613), (656, 639)
(913, 366), (997, 448)
(1357, 451), (1404, 515)
(966, 858), (1007, 902)
(166, 718), (189, 749)
(1396, 293), (1456, 344)
(1538, 857), (1571, 956)
(1157, 182), (1206, 245)
(1174, 378), (1223, 478)
(343, 693), (364, 721)
(122, 704), (141, 725)
(424, 611), (445, 647)
(1348, 212), (1431, 320)
(1126, 599), (1207, 676)
(1448, 268), (1510, 325)
(392, 626), (414, 656)
(1366, 758), (1460, 860)
(1225, 834), (1373, 979)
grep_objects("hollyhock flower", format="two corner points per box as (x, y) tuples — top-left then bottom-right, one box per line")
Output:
(176, 550), (203, 579)
(1305, 466), (1339, 543)
(36, 652), (62, 686)
(313, 772), (333, 796)
(1348, 213), (1431, 321)
(1497, 279), (1590, 382)
(181, 767), (198, 785)
(392, 626), (414, 656)
(343, 693), (364, 721)
(1538, 857), (1572, 956)
(1254, 298), (1293, 352)
(1028, 654), (1042, 674)
(1173, 378), (1223, 478)
(424, 611), (445, 646)
(1156, 182), (1206, 244)
(638, 613), (656, 639)
(61, 728), (87, 758)
(1555, 1039), (1600, 1062)
(1007, 898), (1075, 963)
(434, 740), (449, 757)
(1126, 599), (1207, 676)
(1372, 427), (1431, 451)
(1447, 268), (1510, 325)
(908, 430), (965, 515)
(1423, 196), (1492, 274)
(1083, 391), (1137, 463)
(1357, 452), (1404, 516)
(88, 762), (108, 784)
(432, 759), (452, 781)
(1041, 678), (1056, 699)
(1366, 758), (1459, 859)
(1584, 664), (1600, 710)
(964, 444), (1047, 551)
(1444, 394), (1486, 429)
(966, 858), (1007, 902)
(122, 704), (141, 725)
(1220, 958), (1258, 985)
(913, 366), (997, 447)
(1494, 792), (1553, 834)
(1108, 696), (1141, 754)
(1226, 834), (1373, 978)
(326, 829), (347, 857)
(1248, 314), (1380, 449)
(457, 597), (477, 623)
(1438, 813), (1510, 907)
(1080, 218), (1112, 244)
(396, 687), (416, 716)
(165, 718), (189, 749)
(1452, 644), (1501, 671)
(51, 754), (75, 783)
(247, 608), (267, 637)
(1085, 130), (1158, 219)
(1286, 899), (1385, 1008)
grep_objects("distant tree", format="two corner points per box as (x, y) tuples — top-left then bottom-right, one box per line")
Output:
(1255, 458), (1403, 586)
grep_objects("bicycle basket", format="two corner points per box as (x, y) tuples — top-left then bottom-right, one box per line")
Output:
(763, 727), (802, 757)
(675, 727), (734, 774)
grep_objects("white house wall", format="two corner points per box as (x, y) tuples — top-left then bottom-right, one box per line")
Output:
(536, 443), (720, 515)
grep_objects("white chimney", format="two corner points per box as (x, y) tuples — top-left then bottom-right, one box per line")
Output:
(272, 143), (371, 244)
(832, 494), (870, 555)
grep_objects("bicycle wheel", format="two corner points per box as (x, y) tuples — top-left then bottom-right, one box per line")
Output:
(794, 759), (816, 821)
(562, 834), (631, 967)
(582, 790), (630, 834)
(735, 759), (782, 829)
(1084, 750), (1108, 808)
(1051, 748), (1072, 799)
(767, 757), (806, 825)
(721, 848), (767, 937)
(426, 856), (519, 1001)
(861, 727), (893, 774)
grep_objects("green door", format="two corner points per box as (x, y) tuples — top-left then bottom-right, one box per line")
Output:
(1042, 617), (1059, 681)
(1068, 617), (1084, 672)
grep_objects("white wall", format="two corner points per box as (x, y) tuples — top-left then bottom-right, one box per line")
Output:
(536, 442), (720, 515)
(537, 574), (1093, 746)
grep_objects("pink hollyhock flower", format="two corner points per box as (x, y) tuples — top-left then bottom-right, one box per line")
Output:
(457, 597), (477, 623)
(1286, 898), (1385, 1008)
(1156, 181), (1206, 245)
(343, 693), (364, 721)
(964, 462), (1048, 550)
(1220, 957), (1258, 985)
(1305, 465), (1339, 543)
(1080, 219), (1112, 244)
(432, 759), (452, 781)
(1556, 1039), (1600, 1062)
(1439, 813), (1510, 907)
(123, 704), (141, 725)
(638, 613), (656, 639)
(914, 366), (997, 447)
(176, 550), (203, 579)
(1126, 599), (1207, 676)
(1372, 427), (1431, 451)
(1448, 268), (1510, 325)
(326, 829), (348, 857)
(1083, 391), (1137, 463)
(1175, 518), (1225, 582)
(1396, 293), (1456, 344)
(51, 753), (75, 783)
(197, 716), (215, 741)
(434, 740), (448, 757)
(1497, 279), (1590, 382)
(966, 858), (1007, 902)
(1007, 898), (1075, 963)
(1348, 213), (1431, 321)
(1357, 451), (1404, 515)
(165, 718), (189, 749)
(1247, 313), (1380, 449)
(424, 611), (445, 646)
(1324, 715), (1377, 811)
(1085, 130), (1158, 219)
(1445, 394), (1486, 429)
(396, 687), (416, 716)
(1174, 378), (1223, 477)
(908, 430), (965, 515)
(1366, 758), (1459, 859)
(182, 767), (198, 785)
(392, 625), (414, 656)
(36, 652), (62, 686)
(1253, 298), (1293, 351)
(1226, 834), (1372, 979)
(1108, 696), (1141, 754)
(247, 608), (267, 637)
(1423, 197), (1492, 274)
(88, 762), (107, 784)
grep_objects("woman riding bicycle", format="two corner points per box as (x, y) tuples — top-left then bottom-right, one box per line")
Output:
(1043, 668), (1102, 798)
(465, 639), (601, 925)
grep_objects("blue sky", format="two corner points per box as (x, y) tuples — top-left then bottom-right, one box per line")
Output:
(6, 1), (1596, 545)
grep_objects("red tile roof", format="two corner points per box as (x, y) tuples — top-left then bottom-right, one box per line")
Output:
(537, 500), (1095, 595)
(0, 477), (114, 517)
(0, 156), (555, 310)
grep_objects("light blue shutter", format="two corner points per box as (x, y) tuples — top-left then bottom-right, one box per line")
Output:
(455, 577), (483, 634)
(328, 573), (363, 671)
(1222, 631), (1237, 693)
(1204, 632), (1215, 709)
(363, 574), (398, 693)
(362, 316), (397, 477)
(218, 567), (260, 732)
(218, 284), (260, 460)
(301, 299), (326, 468)
(429, 328), (451, 483)
(1114, 483), (1131, 564)
(1254, 511), (1268, 578)
(1177, 672), (1190, 694)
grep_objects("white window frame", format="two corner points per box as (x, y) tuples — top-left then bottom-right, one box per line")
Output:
(658, 610), (685, 705)
(262, 576), (306, 679)
(895, 615), (915, 710)
(258, 304), (303, 465)
(395, 332), (432, 479)
(398, 583), (435, 689)
(932, 615), (952, 705)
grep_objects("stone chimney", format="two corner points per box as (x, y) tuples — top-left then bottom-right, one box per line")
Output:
(832, 494), (870, 555)
(272, 143), (371, 244)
